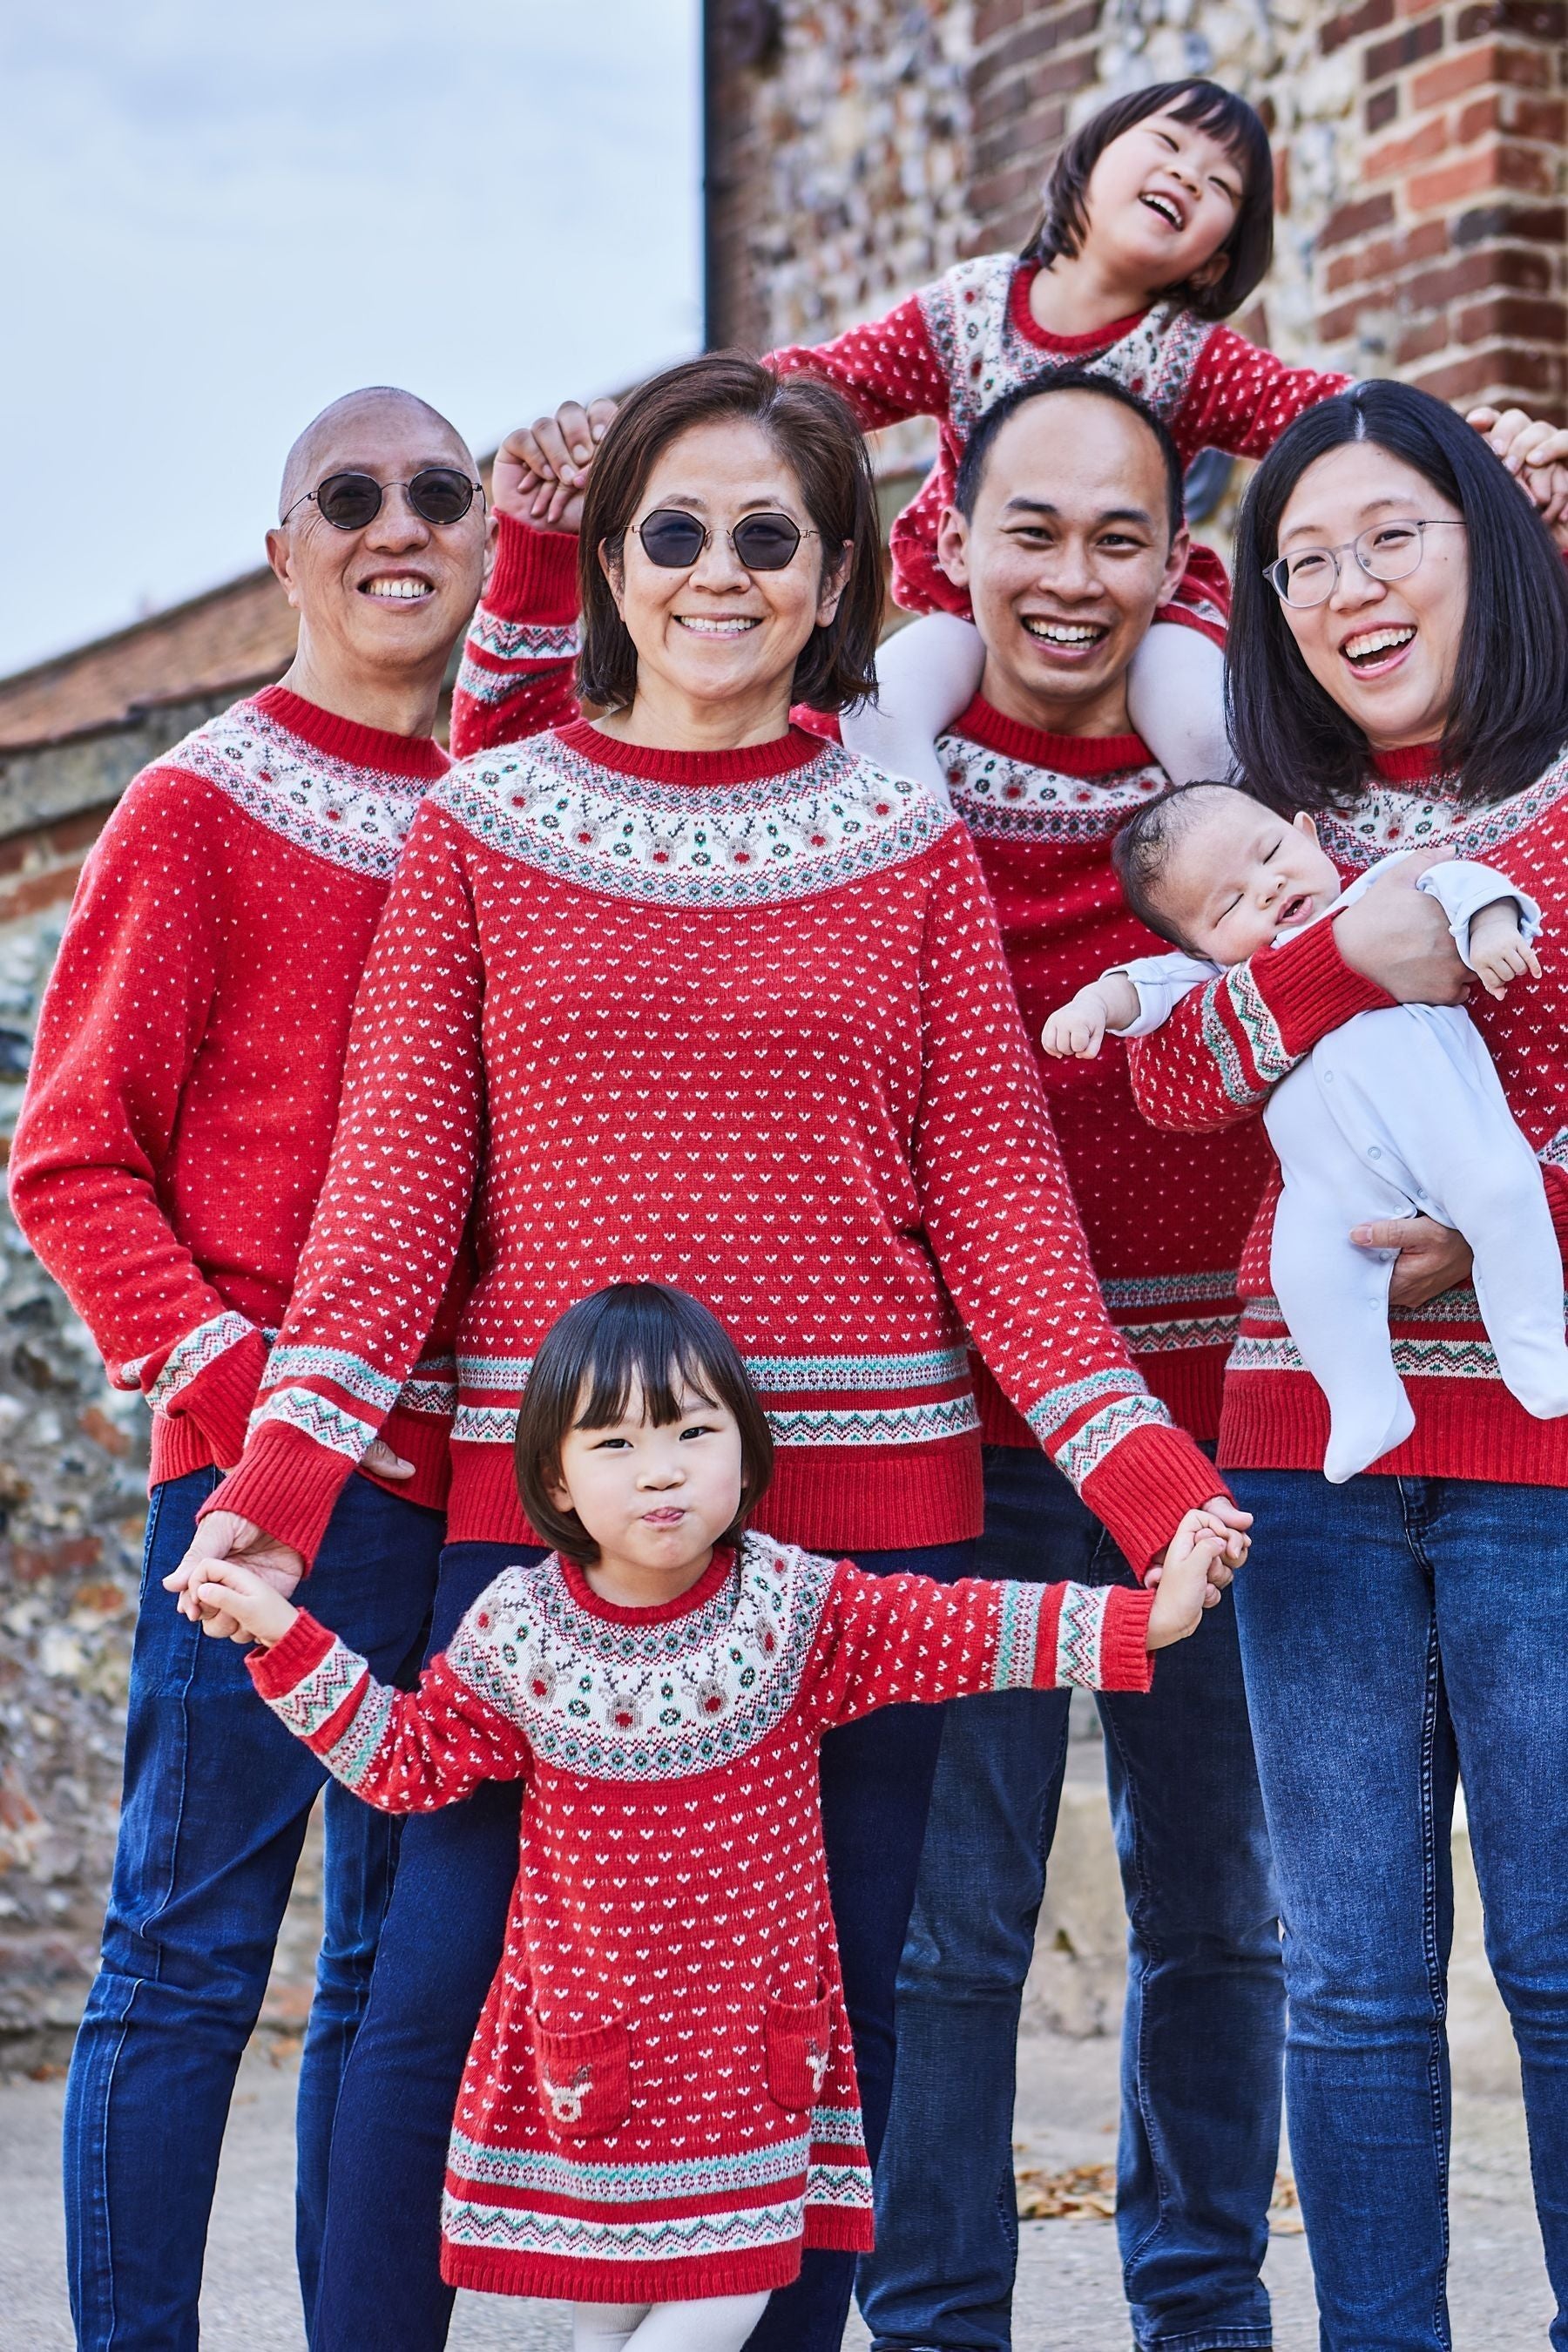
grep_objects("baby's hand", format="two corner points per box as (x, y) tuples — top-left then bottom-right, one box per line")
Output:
(1146, 1511), (1233, 1651)
(186, 1558), (301, 1651)
(1468, 901), (1542, 1000)
(1042, 988), (1111, 1059)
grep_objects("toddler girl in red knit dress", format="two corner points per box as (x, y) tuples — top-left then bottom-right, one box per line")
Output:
(187, 1281), (1234, 2350)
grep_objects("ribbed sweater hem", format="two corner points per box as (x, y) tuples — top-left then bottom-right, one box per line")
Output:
(438, 2241), (809, 2299)
(1219, 1371), (1568, 1485)
(205, 1422), (356, 1568)
(446, 1434), (985, 1555)
(487, 510), (579, 618)
(1081, 1423), (1230, 1576)
(1098, 1586), (1158, 1690)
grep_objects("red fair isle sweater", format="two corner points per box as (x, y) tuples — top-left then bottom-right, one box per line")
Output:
(212, 589), (1223, 1571)
(248, 1531), (1156, 2298)
(1127, 741), (1568, 1484)
(768, 254), (1351, 643)
(9, 686), (457, 1498)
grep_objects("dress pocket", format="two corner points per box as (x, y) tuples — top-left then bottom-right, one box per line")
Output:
(764, 1989), (833, 2112)
(530, 2016), (631, 2139)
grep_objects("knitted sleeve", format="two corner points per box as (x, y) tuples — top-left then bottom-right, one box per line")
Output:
(8, 768), (268, 1467)
(767, 288), (954, 429)
(1125, 917), (1393, 1133)
(910, 824), (1224, 1569)
(450, 517), (582, 757)
(247, 1605), (531, 1810)
(1169, 324), (1353, 464)
(807, 1562), (1153, 1730)
(204, 803), (488, 1562)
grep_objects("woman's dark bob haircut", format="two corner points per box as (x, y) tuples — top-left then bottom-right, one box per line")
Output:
(576, 350), (883, 714)
(1023, 80), (1274, 323)
(514, 1282), (774, 1565)
(1229, 379), (1568, 815)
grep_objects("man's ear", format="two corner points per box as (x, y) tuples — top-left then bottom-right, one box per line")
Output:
(265, 525), (303, 612)
(1153, 522), (1191, 611)
(479, 501), (499, 595)
(936, 503), (970, 589)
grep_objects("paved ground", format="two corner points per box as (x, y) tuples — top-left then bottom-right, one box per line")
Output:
(3, 2026), (1554, 2349)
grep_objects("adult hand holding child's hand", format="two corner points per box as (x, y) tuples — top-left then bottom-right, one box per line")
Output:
(179, 1558), (300, 1652)
(164, 1513), (306, 1644)
(1146, 1510), (1241, 1650)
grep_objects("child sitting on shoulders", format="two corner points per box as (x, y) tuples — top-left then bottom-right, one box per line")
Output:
(178, 1281), (1237, 2352)
(1044, 782), (1568, 1483)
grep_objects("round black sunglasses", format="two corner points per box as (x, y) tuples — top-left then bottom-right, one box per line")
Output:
(282, 468), (484, 531)
(630, 509), (816, 571)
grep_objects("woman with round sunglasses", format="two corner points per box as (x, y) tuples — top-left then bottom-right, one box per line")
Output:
(1122, 379), (1568, 2352)
(178, 350), (1241, 2351)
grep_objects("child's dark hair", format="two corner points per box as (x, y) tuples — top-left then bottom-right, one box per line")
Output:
(1112, 781), (1248, 951)
(1023, 80), (1273, 323)
(954, 368), (1185, 540)
(514, 1283), (774, 1564)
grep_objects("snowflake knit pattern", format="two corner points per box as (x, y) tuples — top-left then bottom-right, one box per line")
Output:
(1125, 741), (1568, 1484)
(9, 685), (458, 1494)
(767, 253), (1351, 637)
(247, 1530), (1156, 2298)
(207, 679), (1224, 1573)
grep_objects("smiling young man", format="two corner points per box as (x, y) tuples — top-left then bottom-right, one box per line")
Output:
(847, 374), (1287, 2352)
(10, 386), (491, 2351)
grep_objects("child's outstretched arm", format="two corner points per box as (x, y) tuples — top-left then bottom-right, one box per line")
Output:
(193, 1559), (531, 1812)
(840, 612), (983, 800)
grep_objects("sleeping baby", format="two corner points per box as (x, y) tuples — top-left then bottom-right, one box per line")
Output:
(1044, 781), (1568, 1484)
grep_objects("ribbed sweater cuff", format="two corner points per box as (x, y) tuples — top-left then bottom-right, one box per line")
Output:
(1082, 1422), (1229, 1578)
(486, 511), (579, 623)
(1098, 1585), (1156, 1690)
(167, 1327), (269, 1472)
(1265, 916), (1394, 1053)
(202, 1423), (357, 1569)
(247, 1608), (335, 1697)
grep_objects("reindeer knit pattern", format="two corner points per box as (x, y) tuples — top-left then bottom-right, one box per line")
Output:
(1126, 741), (1568, 1483)
(8, 686), (456, 1497)
(767, 253), (1351, 637)
(247, 1531), (1157, 2297)
(208, 661), (1224, 1572)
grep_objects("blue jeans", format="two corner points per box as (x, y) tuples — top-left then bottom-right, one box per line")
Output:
(312, 1535), (974, 2352)
(1228, 1469), (1568, 2352)
(62, 1466), (443, 2352)
(862, 1448), (1283, 2352)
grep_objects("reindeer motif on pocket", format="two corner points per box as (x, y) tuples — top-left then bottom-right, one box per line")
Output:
(530, 2017), (632, 2138)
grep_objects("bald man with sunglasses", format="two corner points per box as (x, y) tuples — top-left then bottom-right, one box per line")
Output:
(10, 386), (493, 2352)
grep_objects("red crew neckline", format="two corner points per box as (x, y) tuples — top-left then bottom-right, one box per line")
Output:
(561, 1544), (736, 1625)
(952, 693), (1154, 778)
(251, 684), (450, 780)
(1008, 263), (1152, 356)
(1370, 741), (1446, 785)
(553, 716), (829, 787)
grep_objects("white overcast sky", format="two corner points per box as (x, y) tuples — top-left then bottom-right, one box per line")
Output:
(0, 1), (701, 676)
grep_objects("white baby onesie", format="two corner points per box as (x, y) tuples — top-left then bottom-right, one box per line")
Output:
(1118, 856), (1568, 1483)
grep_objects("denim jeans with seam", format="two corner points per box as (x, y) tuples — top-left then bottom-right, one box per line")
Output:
(1227, 1467), (1568, 2352)
(62, 1465), (443, 2352)
(311, 1534), (976, 2352)
(860, 1446), (1283, 2352)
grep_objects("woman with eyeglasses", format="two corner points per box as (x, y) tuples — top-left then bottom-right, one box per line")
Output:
(174, 352), (1239, 2351)
(1121, 378), (1568, 2352)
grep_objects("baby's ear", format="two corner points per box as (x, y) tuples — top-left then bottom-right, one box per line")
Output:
(1291, 811), (1321, 844)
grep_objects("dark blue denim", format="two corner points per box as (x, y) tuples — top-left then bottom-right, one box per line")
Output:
(312, 1535), (975, 2352)
(62, 1466), (443, 2352)
(862, 1447), (1283, 2352)
(1228, 1468), (1568, 2352)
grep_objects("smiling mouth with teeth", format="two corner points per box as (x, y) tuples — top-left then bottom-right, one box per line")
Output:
(1024, 618), (1107, 647)
(675, 615), (760, 633)
(1140, 192), (1183, 228)
(1343, 625), (1416, 666)
(361, 578), (433, 600)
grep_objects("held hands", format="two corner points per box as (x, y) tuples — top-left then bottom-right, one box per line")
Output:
(1146, 1507), (1246, 1651)
(164, 1512), (306, 1644)
(1467, 901), (1543, 1001)
(492, 399), (621, 533)
(178, 1558), (300, 1652)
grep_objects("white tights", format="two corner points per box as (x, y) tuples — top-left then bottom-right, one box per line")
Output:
(571, 2290), (770, 2351)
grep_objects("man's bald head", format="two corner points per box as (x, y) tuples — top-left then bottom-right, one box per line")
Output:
(278, 387), (476, 521)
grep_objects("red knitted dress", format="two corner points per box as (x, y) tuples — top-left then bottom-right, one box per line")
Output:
(207, 578), (1224, 1574)
(767, 254), (1351, 643)
(247, 1530), (1157, 2296)
(1126, 742), (1568, 1483)
(9, 686), (456, 1501)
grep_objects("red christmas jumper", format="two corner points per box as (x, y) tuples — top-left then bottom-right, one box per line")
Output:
(9, 686), (457, 1501)
(247, 1530), (1158, 2297)
(210, 524), (1223, 1571)
(767, 254), (1351, 645)
(1125, 741), (1568, 1484)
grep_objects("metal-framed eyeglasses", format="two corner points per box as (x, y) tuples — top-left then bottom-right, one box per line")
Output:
(281, 468), (485, 531)
(1264, 517), (1468, 609)
(627, 509), (818, 571)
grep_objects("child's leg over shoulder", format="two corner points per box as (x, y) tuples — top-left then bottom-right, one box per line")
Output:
(1126, 621), (1232, 785)
(840, 612), (984, 801)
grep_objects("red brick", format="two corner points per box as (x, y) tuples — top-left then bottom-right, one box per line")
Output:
(1412, 39), (1551, 105)
(1365, 17), (1445, 78)
(1402, 245), (1554, 308)
(0, 863), (84, 926)
(1365, 85), (1401, 131)
(1321, 0), (1396, 51)
(1396, 314), (1457, 362)
(9, 1537), (103, 1583)
(1022, 51), (1097, 100)
(1415, 343), (1566, 402)
(78, 1408), (131, 1459)
(1455, 0), (1567, 36)
(1363, 115), (1450, 179)
(1408, 143), (1557, 209)
(1319, 190), (1399, 247)
(1456, 292), (1568, 341)
(1452, 198), (1567, 244)
(1321, 216), (1452, 290)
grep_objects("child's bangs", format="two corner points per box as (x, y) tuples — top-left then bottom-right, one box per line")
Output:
(574, 1327), (721, 1433)
(1165, 82), (1268, 196)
